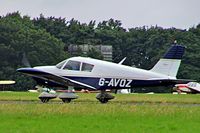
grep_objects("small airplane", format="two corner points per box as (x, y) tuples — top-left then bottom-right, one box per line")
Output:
(0, 80), (15, 91)
(174, 82), (200, 94)
(17, 44), (192, 103)
(0, 80), (15, 85)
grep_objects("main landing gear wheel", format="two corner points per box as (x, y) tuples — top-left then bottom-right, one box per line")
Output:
(61, 98), (72, 103)
(99, 98), (109, 104)
(96, 90), (115, 104)
(58, 93), (78, 103)
(39, 97), (50, 103)
(38, 92), (57, 103)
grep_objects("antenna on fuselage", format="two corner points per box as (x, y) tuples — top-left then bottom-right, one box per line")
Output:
(118, 57), (127, 65)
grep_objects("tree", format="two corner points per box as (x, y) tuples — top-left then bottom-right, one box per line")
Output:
(0, 12), (67, 90)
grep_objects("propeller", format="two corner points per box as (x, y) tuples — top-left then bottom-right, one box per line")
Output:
(22, 52), (31, 67)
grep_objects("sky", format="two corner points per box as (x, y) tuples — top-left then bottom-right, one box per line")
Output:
(1, 0), (200, 29)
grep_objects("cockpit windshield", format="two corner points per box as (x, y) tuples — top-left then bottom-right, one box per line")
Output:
(56, 59), (94, 72)
(56, 60), (67, 69)
(63, 60), (81, 71)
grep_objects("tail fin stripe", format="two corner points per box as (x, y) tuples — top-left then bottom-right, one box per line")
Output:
(163, 45), (185, 59)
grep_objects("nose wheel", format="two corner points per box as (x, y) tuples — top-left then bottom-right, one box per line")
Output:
(38, 92), (57, 103)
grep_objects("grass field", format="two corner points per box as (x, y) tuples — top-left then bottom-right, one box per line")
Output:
(0, 92), (200, 133)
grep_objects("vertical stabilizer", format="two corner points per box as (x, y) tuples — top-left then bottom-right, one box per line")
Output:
(150, 45), (185, 77)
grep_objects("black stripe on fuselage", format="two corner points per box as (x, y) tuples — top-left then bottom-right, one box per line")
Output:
(33, 76), (178, 90)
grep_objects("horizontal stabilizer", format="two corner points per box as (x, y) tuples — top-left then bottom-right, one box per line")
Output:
(171, 79), (196, 84)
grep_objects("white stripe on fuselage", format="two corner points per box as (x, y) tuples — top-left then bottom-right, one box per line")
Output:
(34, 57), (175, 81)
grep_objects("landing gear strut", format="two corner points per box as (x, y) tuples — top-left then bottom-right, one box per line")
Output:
(96, 90), (115, 103)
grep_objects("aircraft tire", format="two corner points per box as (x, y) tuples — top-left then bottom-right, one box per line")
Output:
(61, 98), (72, 103)
(40, 98), (49, 103)
(96, 92), (114, 103)
(99, 98), (109, 104)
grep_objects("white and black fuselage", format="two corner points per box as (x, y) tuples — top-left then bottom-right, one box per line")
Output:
(18, 45), (191, 91)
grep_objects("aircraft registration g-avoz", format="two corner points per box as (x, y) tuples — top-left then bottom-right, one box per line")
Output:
(17, 44), (192, 103)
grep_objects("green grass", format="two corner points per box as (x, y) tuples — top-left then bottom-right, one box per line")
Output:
(0, 92), (200, 133)
(1, 92), (200, 104)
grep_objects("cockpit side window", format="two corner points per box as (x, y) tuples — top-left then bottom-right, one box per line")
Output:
(81, 63), (94, 72)
(63, 60), (81, 71)
(56, 60), (66, 69)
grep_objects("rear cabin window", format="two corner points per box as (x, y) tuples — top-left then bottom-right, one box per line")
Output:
(81, 63), (94, 72)
(63, 60), (81, 71)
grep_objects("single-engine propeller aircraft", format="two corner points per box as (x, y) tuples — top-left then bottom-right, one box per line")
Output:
(17, 44), (192, 103)
(0, 80), (15, 91)
(174, 82), (200, 94)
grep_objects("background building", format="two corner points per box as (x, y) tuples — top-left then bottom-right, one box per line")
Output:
(68, 44), (112, 61)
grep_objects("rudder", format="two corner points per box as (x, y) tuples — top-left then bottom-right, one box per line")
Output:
(150, 45), (185, 77)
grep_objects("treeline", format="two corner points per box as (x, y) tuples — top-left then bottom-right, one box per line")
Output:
(0, 12), (200, 91)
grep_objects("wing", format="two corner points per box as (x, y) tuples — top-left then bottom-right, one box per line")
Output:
(0, 80), (15, 85)
(17, 68), (96, 90)
(187, 82), (200, 92)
